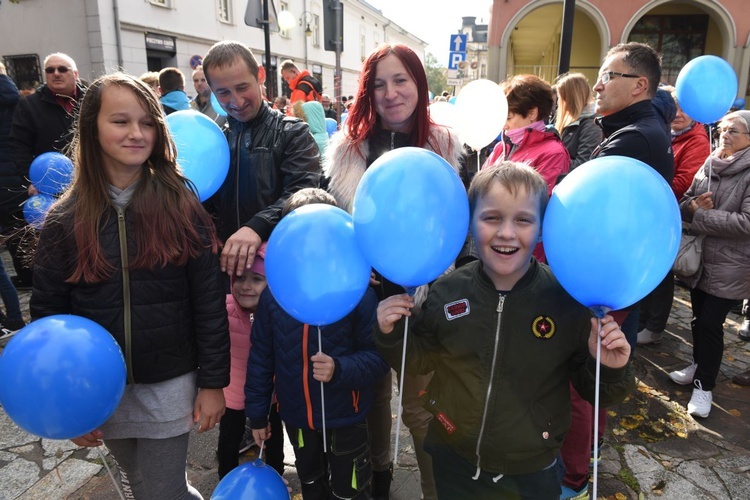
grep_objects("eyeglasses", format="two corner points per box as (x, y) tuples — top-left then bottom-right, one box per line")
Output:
(597, 71), (640, 84)
(718, 127), (750, 136)
(44, 66), (72, 74)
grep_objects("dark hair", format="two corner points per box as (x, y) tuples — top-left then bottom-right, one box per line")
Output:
(62, 73), (219, 283)
(202, 41), (260, 87)
(501, 74), (554, 123)
(158, 67), (185, 93)
(606, 42), (661, 97)
(282, 188), (337, 216)
(345, 43), (431, 149)
(468, 161), (549, 221)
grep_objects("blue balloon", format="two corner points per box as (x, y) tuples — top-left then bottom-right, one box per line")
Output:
(0, 315), (126, 439)
(266, 204), (371, 326)
(325, 117), (337, 137)
(211, 92), (228, 117)
(448, 96), (457, 105)
(166, 110), (230, 201)
(212, 459), (289, 499)
(676, 55), (737, 124)
(543, 156), (681, 315)
(29, 152), (73, 195)
(733, 97), (746, 110)
(23, 193), (56, 229)
(352, 148), (469, 288)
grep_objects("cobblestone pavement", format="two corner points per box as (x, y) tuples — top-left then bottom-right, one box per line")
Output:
(1, 268), (750, 498)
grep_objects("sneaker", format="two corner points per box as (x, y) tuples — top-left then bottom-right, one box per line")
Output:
(560, 483), (589, 500)
(0, 320), (25, 346)
(0, 327), (17, 346)
(238, 424), (258, 454)
(687, 380), (712, 418)
(371, 464), (393, 500)
(739, 319), (750, 341)
(669, 362), (697, 385)
(636, 328), (663, 345)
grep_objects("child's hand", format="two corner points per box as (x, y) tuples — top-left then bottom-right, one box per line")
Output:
(193, 388), (226, 433)
(71, 429), (104, 448)
(377, 294), (415, 334)
(312, 352), (335, 382)
(369, 271), (381, 287)
(589, 315), (631, 369)
(252, 426), (270, 449)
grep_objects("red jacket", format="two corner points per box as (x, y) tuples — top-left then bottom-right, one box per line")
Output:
(671, 123), (710, 200)
(289, 70), (321, 103)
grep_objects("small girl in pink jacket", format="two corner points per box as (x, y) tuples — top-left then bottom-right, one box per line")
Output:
(216, 243), (284, 477)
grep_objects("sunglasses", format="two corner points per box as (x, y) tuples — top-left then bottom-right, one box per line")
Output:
(45, 66), (72, 74)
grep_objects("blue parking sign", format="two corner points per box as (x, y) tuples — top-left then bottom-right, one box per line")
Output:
(448, 52), (466, 70)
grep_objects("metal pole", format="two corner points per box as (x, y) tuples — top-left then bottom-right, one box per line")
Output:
(334, 0), (342, 122)
(263, 0), (273, 98)
(558, 0), (576, 76)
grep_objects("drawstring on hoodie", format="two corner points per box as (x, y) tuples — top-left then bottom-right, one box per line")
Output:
(492, 473), (504, 483)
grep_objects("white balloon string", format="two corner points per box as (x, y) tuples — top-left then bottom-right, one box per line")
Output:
(707, 155), (712, 195)
(393, 315), (409, 471)
(98, 446), (126, 500)
(592, 317), (602, 500)
(476, 152), (481, 175)
(318, 326), (328, 452)
(258, 397), (275, 462)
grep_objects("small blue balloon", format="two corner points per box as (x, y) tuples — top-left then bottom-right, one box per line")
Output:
(325, 117), (337, 137)
(448, 96), (457, 105)
(352, 148), (469, 288)
(676, 55), (737, 124)
(0, 315), (126, 440)
(167, 110), (230, 201)
(211, 92), (228, 117)
(266, 204), (371, 326)
(733, 97), (746, 110)
(212, 459), (289, 499)
(23, 193), (56, 229)
(28, 152), (73, 195)
(543, 156), (681, 312)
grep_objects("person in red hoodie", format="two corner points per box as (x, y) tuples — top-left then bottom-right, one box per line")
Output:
(280, 59), (323, 104)
(216, 242), (284, 478)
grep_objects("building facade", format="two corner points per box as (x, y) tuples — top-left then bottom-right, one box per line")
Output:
(487, 0), (750, 103)
(0, 0), (426, 101)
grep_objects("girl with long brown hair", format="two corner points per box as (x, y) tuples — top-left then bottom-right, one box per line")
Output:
(30, 73), (229, 499)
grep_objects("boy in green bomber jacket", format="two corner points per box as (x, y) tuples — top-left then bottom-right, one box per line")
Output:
(375, 161), (634, 499)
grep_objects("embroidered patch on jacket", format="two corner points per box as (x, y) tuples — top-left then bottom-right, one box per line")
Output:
(532, 315), (556, 339)
(444, 299), (470, 321)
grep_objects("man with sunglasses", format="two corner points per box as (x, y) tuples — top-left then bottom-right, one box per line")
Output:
(560, 42), (675, 500)
(8, 52), (85, 289)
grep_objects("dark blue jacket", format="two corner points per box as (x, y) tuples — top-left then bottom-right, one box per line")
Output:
(0, 74), (20, 213)
(594, 100), (674, 184)
(246, 287), (388, 430)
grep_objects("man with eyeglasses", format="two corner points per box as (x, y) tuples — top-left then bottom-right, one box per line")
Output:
(7, 52), (86, 290)
(560, 42), (674, 500)
(321, 93), (337, 120)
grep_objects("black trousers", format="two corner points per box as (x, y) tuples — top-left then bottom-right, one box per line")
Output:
(217, 405), (285, 478)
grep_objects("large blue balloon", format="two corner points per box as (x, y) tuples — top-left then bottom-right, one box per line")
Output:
(211, 92), (228, 117)
(212, 459), (289, 499)
(352, 147), (469, 288)
(266, 204), (371, 326)
(29, 152), (73, 195)
(166, 110), (230, 201)
(543, 156), (681, 315)
(676, 55), (738, 124)
(325, 117), (337, 137)
(23, 193), (56, 229)
(0, 315), (126, 439)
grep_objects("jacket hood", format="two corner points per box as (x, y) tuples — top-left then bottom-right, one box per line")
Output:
(160, 90), (191, 112)
(0, 75), (20, 105)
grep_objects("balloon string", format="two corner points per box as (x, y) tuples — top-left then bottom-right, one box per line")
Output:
(318, 326), (328, 452)
(707, 155), (712, 195)
(98, 446), (127, 500)
(258, 397), (275, 462)
(592, 318), (602, 500)
(476, 152), (481, 175)
(393, 315), (409, 471)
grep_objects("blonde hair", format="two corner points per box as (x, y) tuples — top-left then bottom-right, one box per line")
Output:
(554, 73), (593, 133)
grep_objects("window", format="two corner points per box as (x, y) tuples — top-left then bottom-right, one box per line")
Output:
(312, 14), (320, 47)
(360, 27), (366, 62)
(3, 54), (41, 93)
(629, 15), (708, 85)
(280, 2), (290, 38)
(218, 0), (233, 24)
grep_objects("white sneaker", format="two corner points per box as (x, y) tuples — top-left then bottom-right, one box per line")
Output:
(669, 362), (697, 385)
(687, 380), (712, 418)
(636, 328), (663, 345)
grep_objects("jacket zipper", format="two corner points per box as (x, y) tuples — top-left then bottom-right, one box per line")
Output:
(234, 122), (244, 231)
(474, 294), (505, 477)
(390, 131), (395, 150)
(116, 207), (134, 384)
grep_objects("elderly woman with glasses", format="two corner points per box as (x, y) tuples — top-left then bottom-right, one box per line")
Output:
(668, 110), (750, 418)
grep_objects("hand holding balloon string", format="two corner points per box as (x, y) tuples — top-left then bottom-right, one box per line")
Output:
(689, 192), (714, 214)
(312, 352), (335, 382)
(589, 315), (630, 369)
(377, 293), (415, 334)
